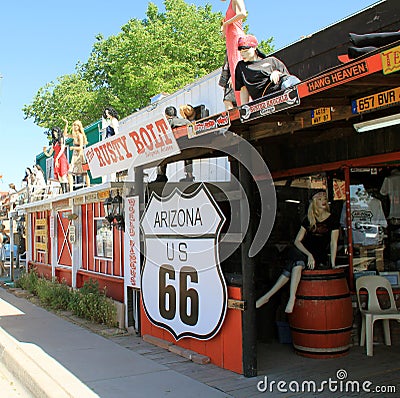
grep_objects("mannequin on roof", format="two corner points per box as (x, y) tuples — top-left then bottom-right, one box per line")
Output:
(220, 0), (247, 107)
(63, 118), (90, 192)
(43, 127), (69, 194)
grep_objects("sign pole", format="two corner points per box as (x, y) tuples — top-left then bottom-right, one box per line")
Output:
(238, 144), (258, 377)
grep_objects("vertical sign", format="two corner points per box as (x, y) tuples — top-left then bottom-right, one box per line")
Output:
(124, 196), (140, 288)
(49, 214), (55, 239)
(141, 184), (227, 340)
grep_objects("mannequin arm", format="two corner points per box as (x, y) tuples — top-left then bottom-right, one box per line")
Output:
(330, 229), (339, 267)
(294, 226), (315, 269)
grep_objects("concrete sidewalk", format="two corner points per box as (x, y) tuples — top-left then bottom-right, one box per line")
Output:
(0, 286), (230, 398)
(2, 280), (400, 398)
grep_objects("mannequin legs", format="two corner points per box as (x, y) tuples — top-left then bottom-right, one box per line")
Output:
(68, 174), (74, 192)
(67, 173), (90, 192)
(256, 265), (303, 313)
(348, 46), (376, 59)
(285, 265), (303, 313)
(0, 260), (7, 277)
(350, 32), (400, 48)
(61, 183), (69, 194)
(256, 274), (289, 308)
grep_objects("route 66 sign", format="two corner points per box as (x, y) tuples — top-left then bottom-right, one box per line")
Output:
(140, 184), (227, 340)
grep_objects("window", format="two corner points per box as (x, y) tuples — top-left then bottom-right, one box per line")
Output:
(95, 219), (113, 259)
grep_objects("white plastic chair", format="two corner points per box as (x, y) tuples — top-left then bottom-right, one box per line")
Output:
(356, 275), (400, 356)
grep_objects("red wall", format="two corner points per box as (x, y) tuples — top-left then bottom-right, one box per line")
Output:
(140, 286), (243, 374)
(77, 271), (124, 302)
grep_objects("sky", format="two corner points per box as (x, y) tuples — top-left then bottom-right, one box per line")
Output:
(0, 0), (380, 192)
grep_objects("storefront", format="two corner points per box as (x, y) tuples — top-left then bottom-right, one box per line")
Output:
(17, 0), (400, 377)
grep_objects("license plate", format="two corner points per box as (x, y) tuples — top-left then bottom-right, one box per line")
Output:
(352, 86), (400, 114)
(311, 107), (331, 125)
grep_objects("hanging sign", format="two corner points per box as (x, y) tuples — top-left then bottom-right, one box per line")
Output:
(124, 196), (141, 289)
(84, 114), (181, 178)
(140, 184), (227, 340)
(68, 225), (76, 244)
(381, 45), (400, 75)
(239, 87), (300, 123)
(188, 112), (231, 138)
(303, 60), (369, 95)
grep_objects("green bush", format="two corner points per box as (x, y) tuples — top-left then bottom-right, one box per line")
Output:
(68, 281), (117, 327)
(35, 278), (71, 310)
(16, 268), (39, 294)
(16, 272), (117, 328)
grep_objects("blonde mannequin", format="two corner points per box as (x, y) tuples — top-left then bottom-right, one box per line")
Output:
(256, 191), (339, 313)
(63, 118), (90, 192)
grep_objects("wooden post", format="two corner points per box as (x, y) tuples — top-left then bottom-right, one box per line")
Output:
(238, 145), (257, 377)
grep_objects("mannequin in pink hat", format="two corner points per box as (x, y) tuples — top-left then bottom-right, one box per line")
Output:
(220, 0), (247, 107)
(235, 34), (300, 104)
(256, 191), (339, 313)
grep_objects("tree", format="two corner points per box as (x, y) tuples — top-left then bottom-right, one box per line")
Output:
(23, 74), (100, 129)
(23, 0), (274, 129)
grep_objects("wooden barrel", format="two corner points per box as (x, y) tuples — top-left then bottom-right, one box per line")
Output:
(289, 268), (353, 359)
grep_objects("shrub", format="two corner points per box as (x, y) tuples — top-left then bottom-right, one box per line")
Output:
(16, 268), (39, 294)
(68, 280), (117, 327)
(35, 278), (71, 310)
(16, 273), (117, 328)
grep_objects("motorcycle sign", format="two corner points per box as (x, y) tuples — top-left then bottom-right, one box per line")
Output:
(141, 184), (227, 340)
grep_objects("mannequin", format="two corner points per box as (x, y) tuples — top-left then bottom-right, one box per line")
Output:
(220, 0), (247, 106)
(63, 118), (90, 192)
(102, 107), (119, 138)
(256, 191), (340, 313)
(43, 127), (69, 194)
(235, 34), (300, 104)
(380, 169), (400, 220)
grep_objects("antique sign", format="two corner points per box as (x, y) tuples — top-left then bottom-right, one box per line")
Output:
(124, 196), (141, 289)
(141, 184), (227, 340)
(35, 218), (48, 252)
(84, 114), (181, 178)
(68, 225), (76, 244)
(239, 87), (300, 123)
(381, 45), (400, 75)
(188, 112), (231, 139)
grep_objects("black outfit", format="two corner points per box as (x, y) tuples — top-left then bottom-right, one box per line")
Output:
(105, 126), (115, 138)
(235, 56), (290, 100)
(283, 214), (340, 276)
(219, 53), (237, 105)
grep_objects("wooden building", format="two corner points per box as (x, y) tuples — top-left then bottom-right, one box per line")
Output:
(18, 0), (400, 377)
